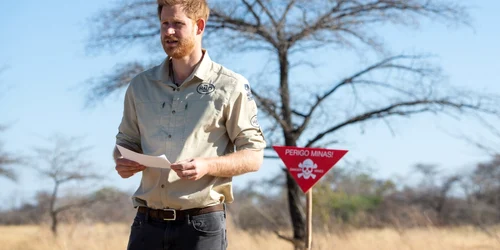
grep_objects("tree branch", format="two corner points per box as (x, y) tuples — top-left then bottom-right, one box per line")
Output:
(255, 0), (279, 28)
(84, 61), (152, 107)
(241, 0), (261, 26)
(305, 98), (489, 147)
(208, 9), (279, 48)
(253, 91), (292, 132)
(277, 0), (297, 29)
(86, 0), (158, 53)
(287, 4), (342, 45)
(291, 109), (307, 118)
(286, 0), (469, 50)
(293, 55), (429, 138)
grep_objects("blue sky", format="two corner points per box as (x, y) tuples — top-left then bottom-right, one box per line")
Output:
(0, 0), (499, 209)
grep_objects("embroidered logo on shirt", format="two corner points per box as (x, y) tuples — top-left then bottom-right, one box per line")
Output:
(244, 84), (254, 101)
(250, 115), (259, 127)
(197, 83), (215, 94)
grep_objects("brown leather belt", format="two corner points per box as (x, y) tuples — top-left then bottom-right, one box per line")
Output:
(137, 204), (224, 221)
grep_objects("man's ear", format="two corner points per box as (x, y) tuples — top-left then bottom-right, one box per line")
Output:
(196, 18), (206, 35)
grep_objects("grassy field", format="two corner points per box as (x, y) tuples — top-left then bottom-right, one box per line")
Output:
(0, 223), (499, 250)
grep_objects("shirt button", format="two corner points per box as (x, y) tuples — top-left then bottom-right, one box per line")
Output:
(161, 184), (165, 188)
(168, 134), (172, 138)
(172, 110), (176, 114)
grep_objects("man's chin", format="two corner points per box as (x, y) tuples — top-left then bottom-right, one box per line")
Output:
(163, 49), (179, 58)
(162, 43), (195, 59)
(165, 49), (192, 59)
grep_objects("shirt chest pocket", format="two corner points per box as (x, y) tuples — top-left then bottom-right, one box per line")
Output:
(183, 94), (224, 146)
(186, 98), (223, 129)
(135, 101), (165, 149)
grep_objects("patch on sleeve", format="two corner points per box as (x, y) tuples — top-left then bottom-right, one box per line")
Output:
(244, 84), (254, 101)
(250, 115), (260, 127)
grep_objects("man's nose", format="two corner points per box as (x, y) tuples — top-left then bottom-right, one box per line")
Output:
(166, 27), (175, 35)
(162, 25), (175, 35)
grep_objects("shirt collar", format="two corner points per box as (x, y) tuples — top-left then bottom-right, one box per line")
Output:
(147, 49), (212, 82)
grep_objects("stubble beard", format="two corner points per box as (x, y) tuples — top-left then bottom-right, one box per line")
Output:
(162, 35), (196, 59)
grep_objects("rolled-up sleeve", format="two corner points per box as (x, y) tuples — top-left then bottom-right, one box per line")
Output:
(224, 77), (266, 151)
(116, 83), (142, 153)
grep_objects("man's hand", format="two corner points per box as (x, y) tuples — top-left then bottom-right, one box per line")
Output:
(171, 158), (209, 181)
(115, 158), (146, 178)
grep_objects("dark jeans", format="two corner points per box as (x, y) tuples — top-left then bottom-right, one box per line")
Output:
(127, 208), (227, 250)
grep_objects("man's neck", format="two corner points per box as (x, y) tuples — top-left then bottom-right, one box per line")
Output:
(171, 49), (204, 85)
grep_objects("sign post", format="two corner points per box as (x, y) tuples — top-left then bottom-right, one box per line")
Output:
(273, 146), (348, 249)
(306, 190), (312, 249)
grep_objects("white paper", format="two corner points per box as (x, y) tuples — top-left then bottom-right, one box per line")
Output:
(116, 145), (171, 169)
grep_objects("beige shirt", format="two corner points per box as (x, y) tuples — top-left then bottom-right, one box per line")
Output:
(116, 51), (266, 210)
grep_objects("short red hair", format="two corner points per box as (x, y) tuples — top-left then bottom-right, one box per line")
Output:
(157, 0), (210, 22)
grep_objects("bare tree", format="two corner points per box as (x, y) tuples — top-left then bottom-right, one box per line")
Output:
(86, 1), (500, 248)
(0, 67), (21, 181)
(467, 156), (500, 211)
(30, 135), (102, 236)
(0, 150), (19, 181)
(412, 164), (461, 225)
(0, 126), (20, 181)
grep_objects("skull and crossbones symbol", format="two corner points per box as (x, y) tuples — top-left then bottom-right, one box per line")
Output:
(298, 159), (317, 179)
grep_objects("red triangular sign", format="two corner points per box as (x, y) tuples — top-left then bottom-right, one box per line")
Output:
(273, 146), (348, 193)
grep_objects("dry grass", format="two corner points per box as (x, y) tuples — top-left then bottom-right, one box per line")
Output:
(0, 223), (499, 250)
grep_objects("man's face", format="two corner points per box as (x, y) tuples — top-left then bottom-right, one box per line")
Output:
(160, 5), (197, 58)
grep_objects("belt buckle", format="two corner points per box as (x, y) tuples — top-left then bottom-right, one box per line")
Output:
(162, 208), (176, 221)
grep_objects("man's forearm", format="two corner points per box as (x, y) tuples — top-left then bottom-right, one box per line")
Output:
(203, 149), (264, 177)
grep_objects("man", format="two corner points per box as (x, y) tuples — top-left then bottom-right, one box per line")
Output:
(113, 0), (266, 249)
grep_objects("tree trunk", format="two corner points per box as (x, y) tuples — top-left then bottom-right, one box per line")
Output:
(279, 47), (306, 249)
(278, 49), (292, 127)
(50, 183), (59, 236)
(284, 135), (305, 248)
(286, 171), (306, 249)
(50, 212), (58, 236)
